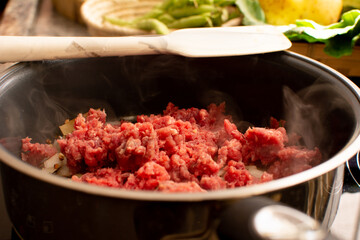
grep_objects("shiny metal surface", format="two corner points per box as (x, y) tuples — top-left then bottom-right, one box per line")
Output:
(0, 53), (359, 202)
(0, 51), (359, 239)
(254, 205), (326, 240)
(346, 152), (360, 188)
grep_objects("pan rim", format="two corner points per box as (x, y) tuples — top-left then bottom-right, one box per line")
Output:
(0, 51), (359, 201)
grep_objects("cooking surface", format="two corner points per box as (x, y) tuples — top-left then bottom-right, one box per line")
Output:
(0, 0), (359, 239)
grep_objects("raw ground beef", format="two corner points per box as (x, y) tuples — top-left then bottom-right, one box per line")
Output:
(21, 103), (322, 192)
(21, 137), (57, 167)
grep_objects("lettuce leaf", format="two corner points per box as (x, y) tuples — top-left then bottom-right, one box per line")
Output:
(235, 0), (266, 25)
(281, 10), (360, 58)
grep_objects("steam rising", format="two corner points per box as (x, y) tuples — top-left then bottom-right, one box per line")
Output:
(283, 82), (353, 157)
(0, 56), (355, 163)
(283, 86), (322, 149)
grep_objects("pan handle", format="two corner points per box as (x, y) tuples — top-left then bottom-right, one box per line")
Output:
(217, 197), (339, 240)
(344, 152), (360, 193)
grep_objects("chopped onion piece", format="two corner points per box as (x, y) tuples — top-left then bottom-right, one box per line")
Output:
(246, 165), (265, 179)
(41, 153), (70, 176)
(56, 159), (71, 177)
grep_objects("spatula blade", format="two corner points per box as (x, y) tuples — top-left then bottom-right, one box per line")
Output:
(165, 25), (292, 57)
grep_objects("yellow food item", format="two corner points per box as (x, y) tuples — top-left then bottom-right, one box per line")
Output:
(258, 0), (343, 25)
(343, 0), (360, 9)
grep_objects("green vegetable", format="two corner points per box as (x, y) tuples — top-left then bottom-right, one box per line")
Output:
(161, 0), (213, 10)
(234, 0), (265, 25)
(104, 16), (169, 34)
(281, 10), (360, 57)
(157, 13), (176, 24)
(168, 4), (216, 18)
(103, 0), (265, 34)
(140, 8), (165, 19)
(210, 7), (230, 26)
(214, 0), (236, 7)
(104, 16), (132, 27)
(136, 18), (170, 34)
(167, 13), (212, 28)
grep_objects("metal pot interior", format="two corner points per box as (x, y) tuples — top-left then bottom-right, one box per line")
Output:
(1, 52), (360, 240)
(0, 52), (360, 200)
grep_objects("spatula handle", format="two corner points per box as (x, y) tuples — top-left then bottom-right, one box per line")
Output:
(0, 36), (165, 62)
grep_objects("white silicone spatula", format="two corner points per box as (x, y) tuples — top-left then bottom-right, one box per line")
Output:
(0, 25), (291, 62)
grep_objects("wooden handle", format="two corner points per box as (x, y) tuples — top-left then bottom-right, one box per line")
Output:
(0, 36), (165, 62)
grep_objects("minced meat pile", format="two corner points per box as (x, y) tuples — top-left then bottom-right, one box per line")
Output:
(21, 102), (322, 192)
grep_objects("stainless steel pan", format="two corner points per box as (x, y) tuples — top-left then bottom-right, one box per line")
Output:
(0, 51), (359, 240)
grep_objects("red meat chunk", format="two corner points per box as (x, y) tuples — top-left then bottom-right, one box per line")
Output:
(267, 146), (322, 178)
(200, 175), (227, 190)
(21, 137), (57, 166)
(158, 181), (206, 193)
(242, 127), (288, 165)
(72, 168), (125, 188)
(224, 160), (253, 188)
(21, 103), (323, 192)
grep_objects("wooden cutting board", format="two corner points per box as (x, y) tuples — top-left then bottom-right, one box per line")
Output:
(290, 42), (360, 77)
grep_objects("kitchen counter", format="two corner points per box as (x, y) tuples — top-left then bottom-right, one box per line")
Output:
(0, 0), (359, 240)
